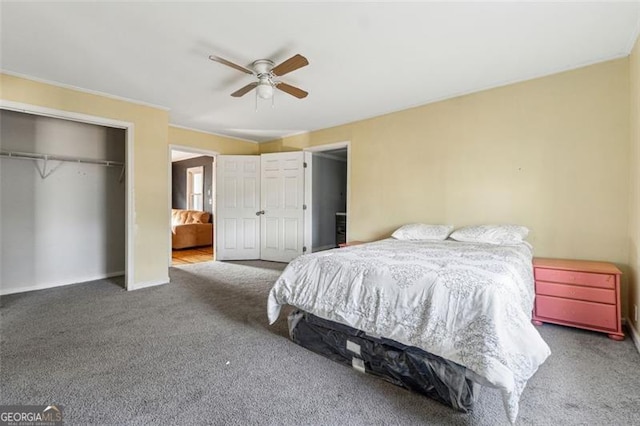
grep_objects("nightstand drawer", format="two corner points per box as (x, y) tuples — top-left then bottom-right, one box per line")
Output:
(535, 281), (616, 304)
(534, 268), (614, 289)
(535, 295), (617, 331)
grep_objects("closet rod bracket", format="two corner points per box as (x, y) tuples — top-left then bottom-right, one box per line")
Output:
(35, 156), (63, 179)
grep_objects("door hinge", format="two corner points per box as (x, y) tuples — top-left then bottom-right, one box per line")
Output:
(303, 162), (307, 168)
(303, 204), (307, 210)
(303, 246), (307, 252)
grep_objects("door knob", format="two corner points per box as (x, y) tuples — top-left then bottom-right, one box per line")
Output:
(256, 210), (265, 216)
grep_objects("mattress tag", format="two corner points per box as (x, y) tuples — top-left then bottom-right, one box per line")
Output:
(346, 340), (361, 356)
(352, 357), (365, 373)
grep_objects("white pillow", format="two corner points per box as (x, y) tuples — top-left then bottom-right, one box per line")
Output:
(449, 224), (529, 245)
(391, 224), (454, 241)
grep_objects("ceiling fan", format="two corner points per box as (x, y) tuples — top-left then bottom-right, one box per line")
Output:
(209, 53), (309, 100)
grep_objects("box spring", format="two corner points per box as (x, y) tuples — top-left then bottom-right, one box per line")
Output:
(288, 310), (479, 412)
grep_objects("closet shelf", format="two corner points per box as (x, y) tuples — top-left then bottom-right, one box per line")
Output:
(0, 150), (125, 180)
(0, 150), (124, 166)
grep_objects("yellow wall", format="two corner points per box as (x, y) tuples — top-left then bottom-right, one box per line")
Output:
(2, 54), (636, 320)
(169, 126), (258, 155)
(263, 59), (632, 313)
(628, 35), (640, 333)
(0, 73), (255, 287)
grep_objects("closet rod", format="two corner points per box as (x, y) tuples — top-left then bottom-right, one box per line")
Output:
(0, 150), (124, 167)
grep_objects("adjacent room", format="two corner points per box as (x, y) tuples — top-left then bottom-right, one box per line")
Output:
(1, 2), (639, 425)
(170, 149), (215, 265)
(311, 147), (348, 251)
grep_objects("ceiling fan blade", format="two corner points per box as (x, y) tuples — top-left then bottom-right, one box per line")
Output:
(271, 54), (309, 77)
(209, 55), (254, 75)
(276, 82), (308, 99)
(231, 82), (258, 97)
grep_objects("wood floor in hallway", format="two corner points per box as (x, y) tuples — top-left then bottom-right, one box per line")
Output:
(171, 245), (213, 265)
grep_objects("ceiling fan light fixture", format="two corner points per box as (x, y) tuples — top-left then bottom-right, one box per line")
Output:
(256, 82), (273, 99)
(209, 53), (309, 101)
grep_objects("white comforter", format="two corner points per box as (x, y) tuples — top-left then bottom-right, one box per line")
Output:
(267, 239), (551, 423)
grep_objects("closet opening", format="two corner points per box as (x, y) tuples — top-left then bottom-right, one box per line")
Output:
(0, 108), (128, 294)
(169, 147), (217, 266)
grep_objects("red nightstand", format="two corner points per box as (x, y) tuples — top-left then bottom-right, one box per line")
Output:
(532, 257), (624, 341)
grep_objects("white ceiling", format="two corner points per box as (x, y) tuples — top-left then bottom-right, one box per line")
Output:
(171, 150), (204, 163)
(2, 2), (639, 143)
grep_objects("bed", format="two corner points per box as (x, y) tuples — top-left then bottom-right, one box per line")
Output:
(267, 237), (551, 423)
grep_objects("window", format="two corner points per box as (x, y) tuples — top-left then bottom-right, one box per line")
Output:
(186, 166), (204, 211)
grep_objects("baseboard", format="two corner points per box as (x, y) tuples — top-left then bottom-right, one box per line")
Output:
(0, 270), (125, 296)
(627, 317), (640, 355)
(127, 277), (169, 291)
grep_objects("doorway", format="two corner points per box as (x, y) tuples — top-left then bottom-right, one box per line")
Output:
(304, 142), (350, 252)
(169, 147), (217, 266)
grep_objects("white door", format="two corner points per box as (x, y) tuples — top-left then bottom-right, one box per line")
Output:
(216, 155), (261, 260)
(260, 152), (306, 262)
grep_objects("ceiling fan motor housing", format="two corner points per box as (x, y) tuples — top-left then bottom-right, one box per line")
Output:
(252, 59), (274, 75)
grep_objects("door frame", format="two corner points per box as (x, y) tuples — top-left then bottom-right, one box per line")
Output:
(303, 141), (351, 248)
(167, 144), (219, 266)
(0, 100), (136, 290)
